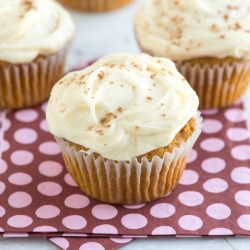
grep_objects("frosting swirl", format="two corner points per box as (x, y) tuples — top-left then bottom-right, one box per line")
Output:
(135, 0), (250, 60)
(46, 53), (199, 161)
(0, 0), (75, 63)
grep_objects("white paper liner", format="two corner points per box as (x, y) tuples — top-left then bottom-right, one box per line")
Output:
(176, 60), (250, 109)
(56, 112), (202, 204)
(0, 47), (68, 110)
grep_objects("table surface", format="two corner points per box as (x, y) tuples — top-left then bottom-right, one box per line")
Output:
(1, 0), (249, 249)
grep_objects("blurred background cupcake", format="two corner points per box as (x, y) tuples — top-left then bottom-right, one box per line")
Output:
(46, 53), (201, 204)
(58, 0), (133, 12)
(135, 0), (250, 109)
(0, 0), (75, 110)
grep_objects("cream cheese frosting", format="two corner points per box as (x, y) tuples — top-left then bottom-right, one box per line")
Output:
(135, 0), (250, 60)
(0, 0), (75, 63)
(46, 53), (199, 161)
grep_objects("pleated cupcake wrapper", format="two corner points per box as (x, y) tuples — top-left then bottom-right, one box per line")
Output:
(59, 0), (132, 12)
(176, 60), (250, 109)
(55, 112), (202, 205)
(0, 47), (68, 110)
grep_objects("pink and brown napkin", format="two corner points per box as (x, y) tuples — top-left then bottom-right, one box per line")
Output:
(0, 98), (250, 250)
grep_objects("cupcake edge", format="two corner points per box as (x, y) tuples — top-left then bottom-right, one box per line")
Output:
(59, 0), (133, 12)
(55, 112), (202, 205)
(176, 58), (250, 109)
(0, 46), (69, 110)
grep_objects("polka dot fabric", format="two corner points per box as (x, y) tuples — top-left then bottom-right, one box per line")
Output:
(0, 100), (250, 249)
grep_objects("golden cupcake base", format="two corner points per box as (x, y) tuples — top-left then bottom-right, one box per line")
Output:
(63, 149), (187, 204)
(0, 47), (68, 110)
(55, 114), (202, 205)
(176, 57), (250, 109)
(59, 0), (133, 12)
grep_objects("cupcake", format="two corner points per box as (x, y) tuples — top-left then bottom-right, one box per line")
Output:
(58, 0), (133, 12)
(0, 0), (75, 110)
(135, 0), (250, 109)
(46, 53), (201, 204)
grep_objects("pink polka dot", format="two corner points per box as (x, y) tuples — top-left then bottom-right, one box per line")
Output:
(15, 109), (38, 122)
(80, 242), (105, 250)
(65, 194), (90, 209)
(237, 215), (250, 231)
(203, 119), (223, 134)
(121, 214), (148, 229)
(37, 181), (62, 196)
(203, 178), (228, 193)
(110, 238), (132, 243)
(8, 191), (32, 208)
(152, 226), (176, 235)
(40, 119), (49, 132)
(235, 190), (250, 206)
(33, 226), (57, 232)
(2, 118), (11, 131)
(178, 215), (203, 231)
(93, 224), (118, 234)
(123, 204), (145, 209)
(39, 141), (61, 155)
(178, 191), (204, 207)
(202, 109), (218, 115)
(0, 206), (5, 217)
(179, 169), (199, 185)
(8, 172), (32, 185)
(14, 128), (38, 144)
(11, 150), (34, 166)
(200, 138), (225, 152)
(231, 145), (250, 161)
(62, 215), (87, 230)
(64, 173), (77, 187)
(36, 205), (60, 219)
(0, 181), (5, 195)
(187, 149), (197, 164)
(209, 228), (233, 235)
(231, 167), (250, 184)
(2, 140), (10, 152)
(206, 203), (231, 220)
(225, 108), (246, 122)
(50, 237), (69, 250)
(41, 102), (48, 112)
(0, 227), (3, 232)
(0, 159), (7, 174)
(201, 158), (226, 174)
(150, 203), (176, 218)
(92, 204), (118, 220)
(39, 161), (63, 177)
(227, 128), (249, 142)
(7, 215), (33, 228)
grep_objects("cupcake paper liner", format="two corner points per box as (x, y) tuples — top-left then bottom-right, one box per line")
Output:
(59, 0), (133, 12)
(55, 112), (202, 205)
(176, 60), (250, 109)
(0, 47), (68, 110)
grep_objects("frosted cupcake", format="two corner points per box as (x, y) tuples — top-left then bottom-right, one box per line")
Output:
(0, 0), (75, 109)
(58, 0), (133, 12)
(46, 53), (202, 204)
(135, 0), (250, 109)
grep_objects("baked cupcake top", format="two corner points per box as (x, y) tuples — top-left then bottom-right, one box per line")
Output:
(46, 53), (199, 161)
(135, 0), (250, 60)
(0, 0), (74, 64)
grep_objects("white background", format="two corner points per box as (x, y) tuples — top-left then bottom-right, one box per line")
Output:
(1, 0), (249, 249)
